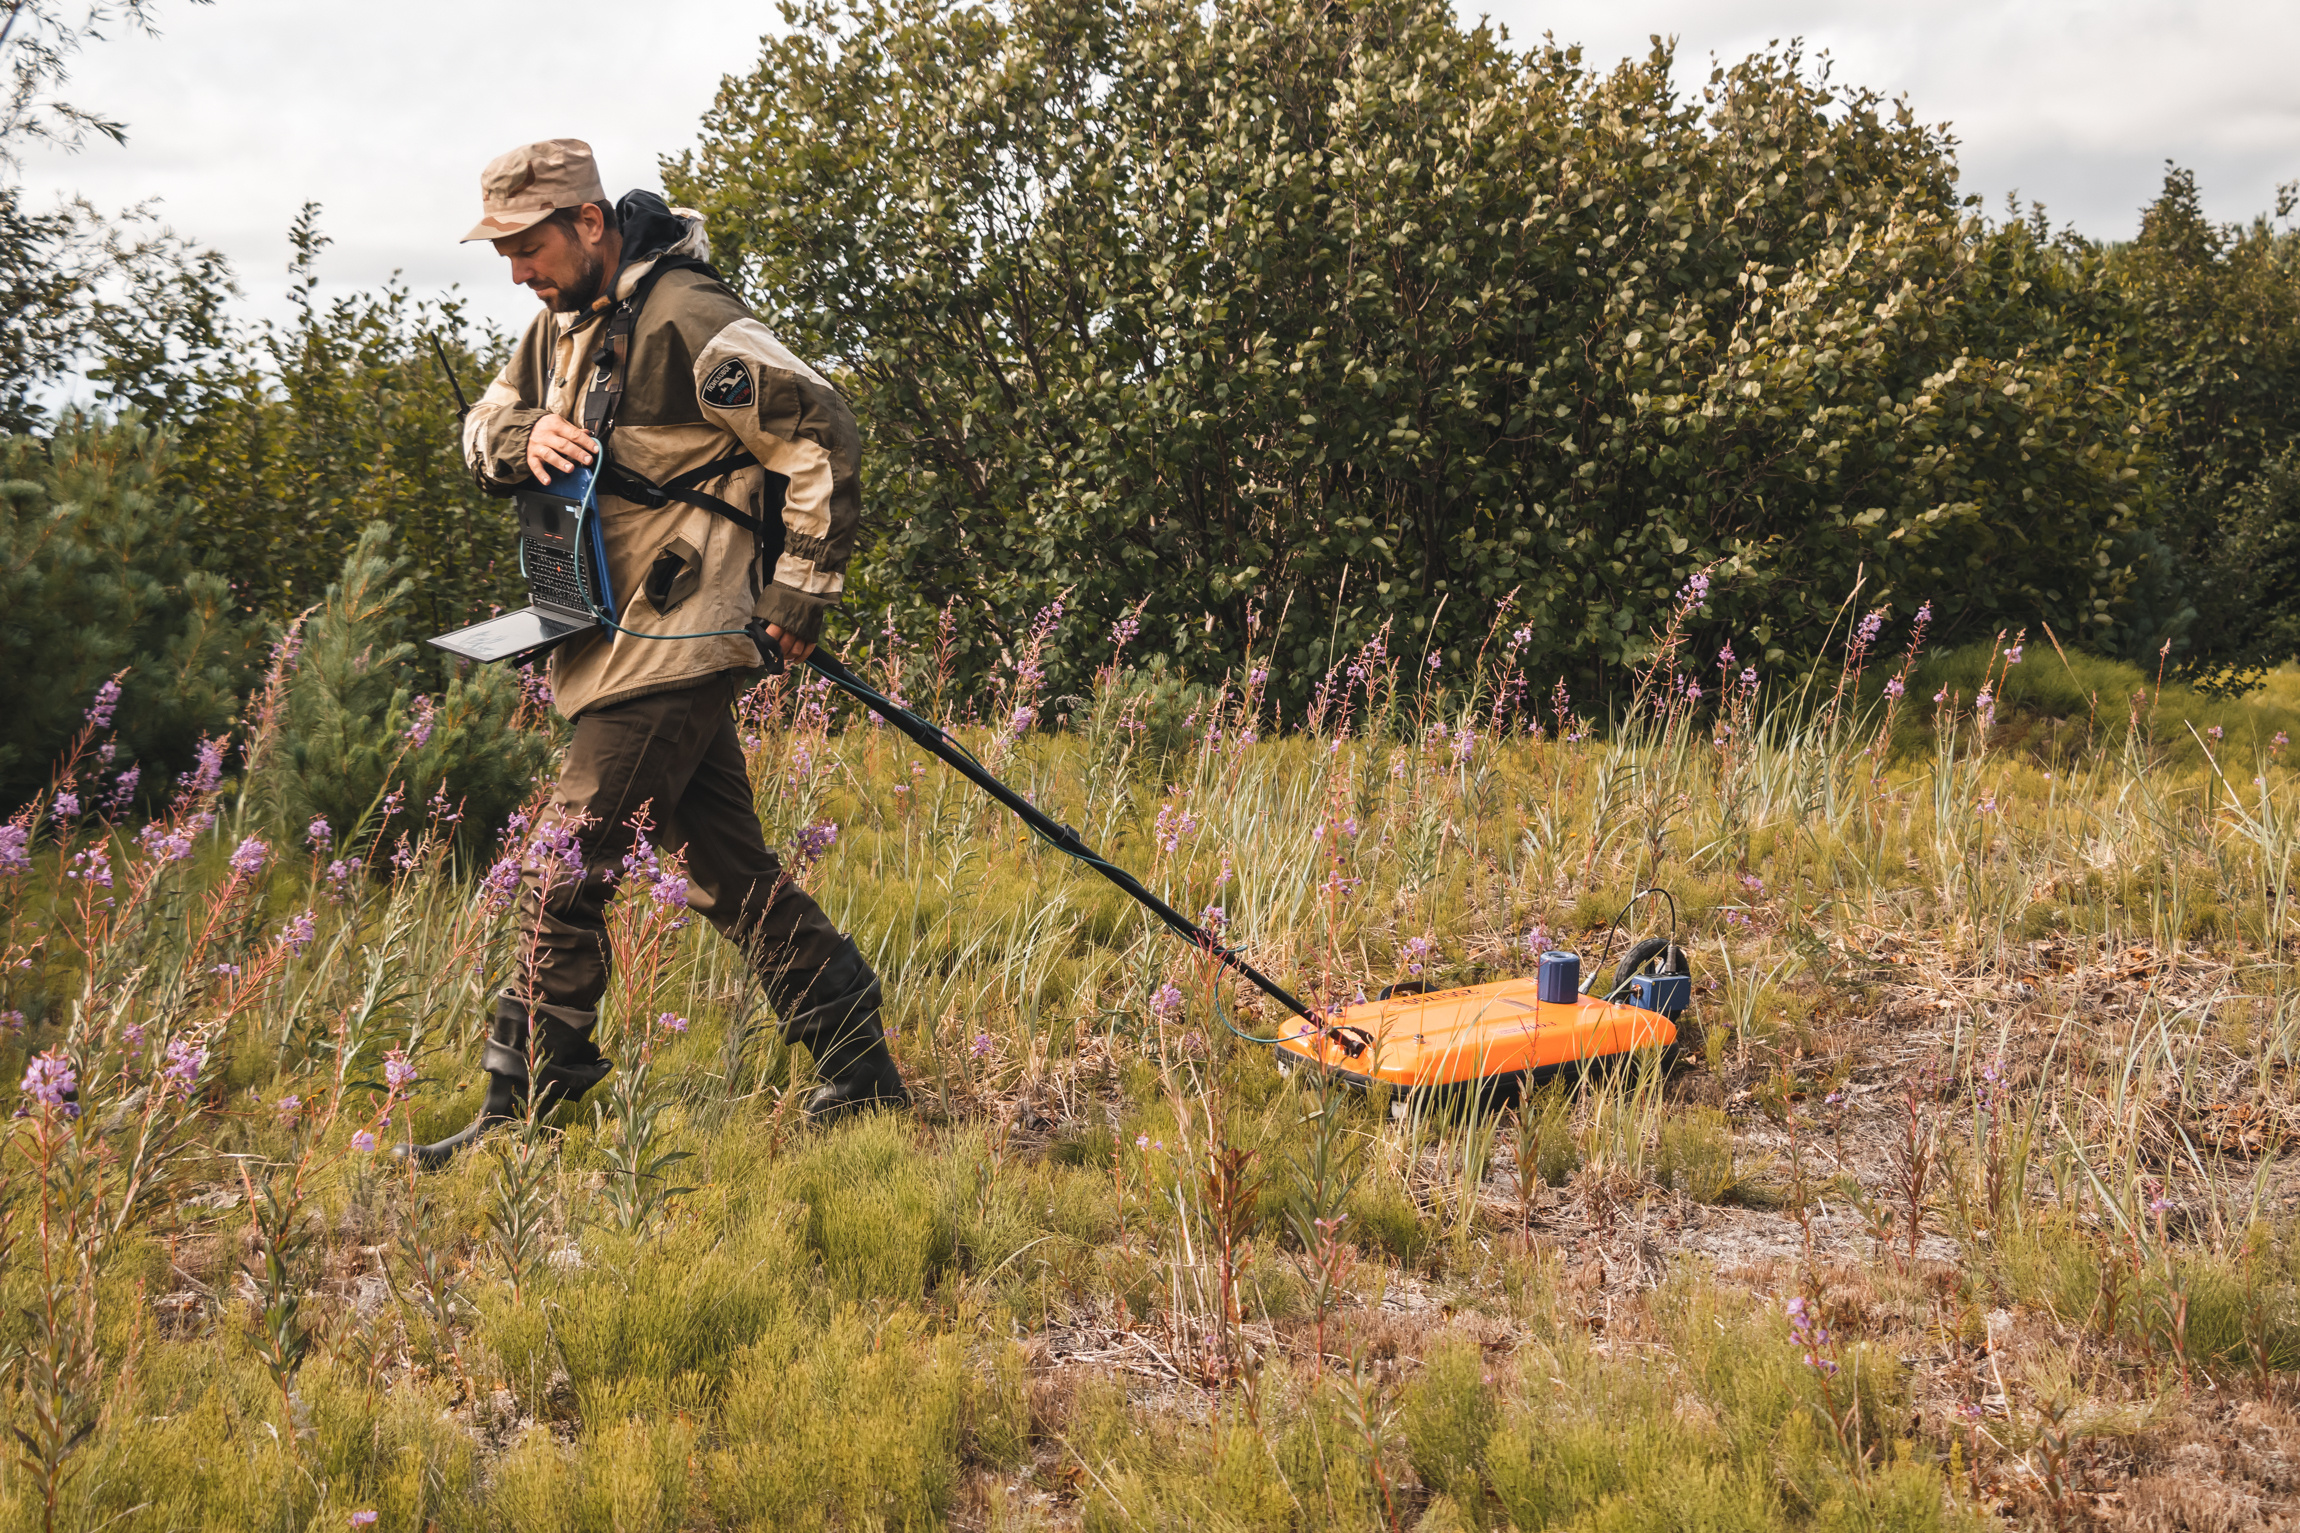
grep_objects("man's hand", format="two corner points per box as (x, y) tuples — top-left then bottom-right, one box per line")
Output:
(528, 414), (597, 485)
(763, 623), (815, 667)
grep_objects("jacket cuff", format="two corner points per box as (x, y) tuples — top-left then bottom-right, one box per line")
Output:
(470, 408), (548, 489)
(755, 583), (832, 645)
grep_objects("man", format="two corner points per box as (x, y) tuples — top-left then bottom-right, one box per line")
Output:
(405, 138), (908, 1168)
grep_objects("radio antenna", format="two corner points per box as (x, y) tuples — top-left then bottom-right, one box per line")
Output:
(428, 332), (472, 420)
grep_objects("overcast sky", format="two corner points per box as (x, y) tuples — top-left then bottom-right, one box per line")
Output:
(14, 0), (2298, 344)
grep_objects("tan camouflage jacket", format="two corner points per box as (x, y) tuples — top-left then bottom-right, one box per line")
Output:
(462, 211), (861, 719)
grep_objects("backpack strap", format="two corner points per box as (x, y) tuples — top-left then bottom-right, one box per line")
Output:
(599, 451), (788, 550)
(578, 254), (716, 440)
(572, 252), (790, 563)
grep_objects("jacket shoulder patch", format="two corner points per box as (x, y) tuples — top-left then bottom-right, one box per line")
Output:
(701, 357), (753, 409)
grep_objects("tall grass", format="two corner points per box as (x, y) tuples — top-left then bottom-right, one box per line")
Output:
(2, 599), (2298, 1527)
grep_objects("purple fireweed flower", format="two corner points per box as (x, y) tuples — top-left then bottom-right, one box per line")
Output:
(1683, 681), (1703, 705)
(1915, 601), (1933, 626)
(383, 1049), (417, 1093)
(970, 1031), (994, 1059)
(276, 1095), (302, 1123)
(655, 1011), (688, 1034)
(138, 822), (196, 863)
(1427, 652), (1441, 670)
(52, 790), (80, 822)
(162, 1037), (207, 1093)
(1717, 642), (1735, 668)
(21, 1052), (74, 1110)
(324, 859), (357, 892)
(1402, 935), (1434, 975)
(1853, 609), (1885, 654)
(278, 909), (318, 954)
(307, 816), (332, 849)
(791, 821), (839, 870)
(2276, 732), (2290, 754)
(181, 737), (226, 797)
(1526, 924), (1551, 955)
(0, 1011), (21, 1034)
(67, 849), (112, 888)
(1153, 799), (1199, 853)
(350, 1513), (378, 1528)
(1452, 724), (1476, 764)
(0, 823), (26, 876)
(228, 837), (269, 879)
(1009, 704), (1036, 732)
(389, 836), (419, 876)
(1738, 667), (1758, 695)
(532, 819), (586, 880)
(104, 765), (139, 812)
(212, 963), (241, 979)
(404, 696), (436, 749)
(1679, 571), (1710, 608)
(351, 1130), (376, 1154)
(1150, 983), (1185, 1021)
(1111, 614), (1141, 649)
(1199, 905), (1227, 938)
(1885, 675), (1905, 699)
(2003, 643), (2023, 666)
(380, 785), (405, 820)
(86, 678), (121, 728)
(478, 854), (521, 908)
(2207, 724), (2223, 741)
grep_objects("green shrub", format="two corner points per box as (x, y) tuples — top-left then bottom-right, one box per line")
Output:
(705, 1305), (965, 1530)
(491, 1215), (800, 1424)
(0, 413), (256, 809)
(1347, 1177), (1433, 1266)
(1400, 1334), (1498, 1510)
(491, 1417), (694, 1533)
(264, 520), (552, 852)
(785, 1111), (955, 1302)
(1656, 1107), (1738, 1203)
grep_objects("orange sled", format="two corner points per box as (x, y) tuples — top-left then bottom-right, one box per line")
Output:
(1272, 977), (1677, 1100)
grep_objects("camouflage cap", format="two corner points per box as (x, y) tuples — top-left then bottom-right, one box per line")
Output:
(461, 139), (608, 243)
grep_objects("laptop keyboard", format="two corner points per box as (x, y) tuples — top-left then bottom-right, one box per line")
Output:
(523, 536), (589, 614)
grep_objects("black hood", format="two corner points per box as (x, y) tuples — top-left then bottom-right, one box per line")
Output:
(613, 189), (688, 267)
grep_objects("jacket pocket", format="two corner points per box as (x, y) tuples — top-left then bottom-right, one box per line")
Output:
(641, 536), (704, 617)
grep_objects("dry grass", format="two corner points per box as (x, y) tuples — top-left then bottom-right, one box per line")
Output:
(5, 615), (2300, 1529)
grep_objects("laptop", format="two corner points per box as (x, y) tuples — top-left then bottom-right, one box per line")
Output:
(428, 464), (605, 666)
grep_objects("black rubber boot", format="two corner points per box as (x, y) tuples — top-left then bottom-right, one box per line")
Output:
(770, 938), (910, 1124)
(397, 1068), (525, 1171)
(398, 996), (611, 1170)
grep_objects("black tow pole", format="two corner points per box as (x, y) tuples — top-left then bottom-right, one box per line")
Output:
(779, 642), (1322, 1033)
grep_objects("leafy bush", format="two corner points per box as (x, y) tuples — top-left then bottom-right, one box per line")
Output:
(0, 413), (256, 810)
(264, 520), (552, 854)
(681, 0), (2158, 705)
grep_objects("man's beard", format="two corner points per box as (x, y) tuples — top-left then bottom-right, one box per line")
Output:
(548, 251), (608, 313)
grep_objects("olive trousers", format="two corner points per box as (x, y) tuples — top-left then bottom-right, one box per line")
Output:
(489, 671), (850, 1096)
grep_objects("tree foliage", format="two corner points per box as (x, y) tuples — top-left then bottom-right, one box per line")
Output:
(0, 412), (256, 805)
(675, 0), (2164, 702)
